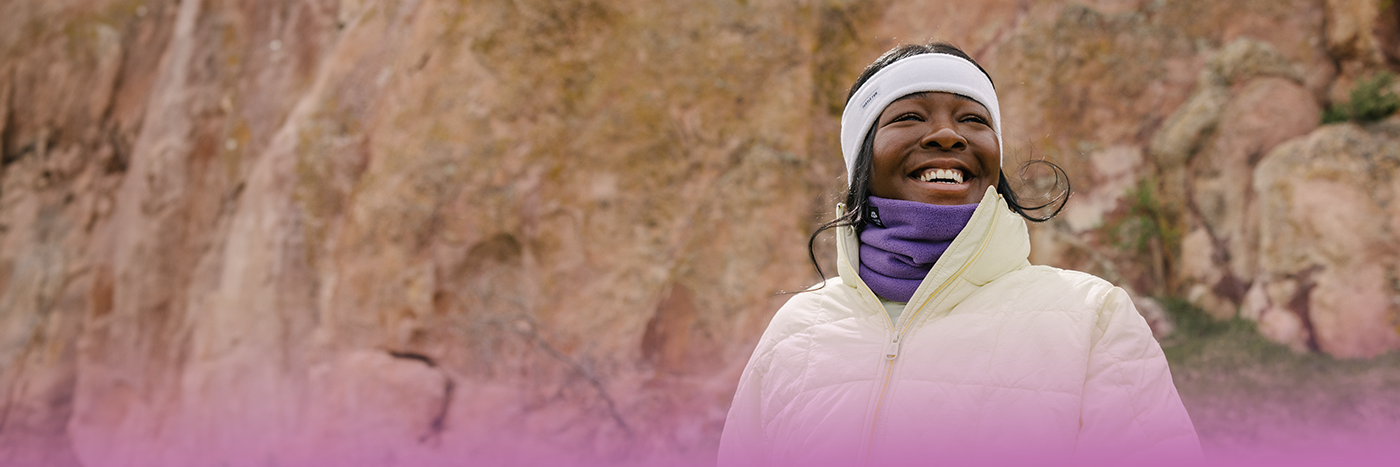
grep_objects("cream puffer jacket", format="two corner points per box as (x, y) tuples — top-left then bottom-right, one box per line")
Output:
(718, 188), (1202, 466)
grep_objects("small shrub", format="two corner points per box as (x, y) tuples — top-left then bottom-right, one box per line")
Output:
(1322, 72), (1400, 124)
(1320, 105), (1350, 124)
(1103, 177), (1179, 256)
(1099, 177), (1181, 296)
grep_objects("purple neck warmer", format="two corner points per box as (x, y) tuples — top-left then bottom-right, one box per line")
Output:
(858, 196), (978, 302)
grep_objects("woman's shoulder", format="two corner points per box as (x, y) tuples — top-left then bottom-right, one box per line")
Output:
(982, 264), (1124, 311)
(1021, 264), (1116, 288)
(755, 277), (866, 346)
(771, 276), (858, 322)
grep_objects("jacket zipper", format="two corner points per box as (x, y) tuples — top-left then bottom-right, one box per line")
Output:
(861, 220), (998, 465)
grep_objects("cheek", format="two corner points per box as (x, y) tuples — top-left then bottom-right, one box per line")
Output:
(871, 134), (902, 173)
(872, 127), (924, 170)
(975, 134), (1001, 171)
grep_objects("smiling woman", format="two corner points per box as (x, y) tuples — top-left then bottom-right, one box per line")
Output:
(718, 42), (1202, 466)
(872, 92), (1001, 205)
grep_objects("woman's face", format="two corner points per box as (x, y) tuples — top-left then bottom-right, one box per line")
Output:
(869, 92), (1000, 205)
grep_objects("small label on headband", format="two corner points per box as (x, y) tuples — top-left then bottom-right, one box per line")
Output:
(861, 90), (879, 109)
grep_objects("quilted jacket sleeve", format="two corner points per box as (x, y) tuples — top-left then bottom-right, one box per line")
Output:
(1074, 287), (1204, 466)
(717, 350), (768, 467)
(718, 285), (823, 467)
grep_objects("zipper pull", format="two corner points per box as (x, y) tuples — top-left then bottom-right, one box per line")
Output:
(885, 336), (901, 360)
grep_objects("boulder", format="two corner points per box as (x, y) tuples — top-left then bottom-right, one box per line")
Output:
(1159, 39), (1322, 319)
(1252, 121), (1400, 358)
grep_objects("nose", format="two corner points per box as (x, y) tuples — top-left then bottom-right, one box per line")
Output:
(920, 126), (967, 150)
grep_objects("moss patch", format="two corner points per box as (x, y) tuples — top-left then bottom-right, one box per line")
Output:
(1323, 72), (1400, 124)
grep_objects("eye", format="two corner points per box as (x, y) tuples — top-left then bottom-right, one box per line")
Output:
(892, 112), (924, 123)
(960, 114), (989, 125)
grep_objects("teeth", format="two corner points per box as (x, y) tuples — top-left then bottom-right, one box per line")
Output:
(917, 168), (964, 184)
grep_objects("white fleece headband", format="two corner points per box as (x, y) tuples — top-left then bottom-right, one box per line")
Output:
(839, 53), (1002, 187)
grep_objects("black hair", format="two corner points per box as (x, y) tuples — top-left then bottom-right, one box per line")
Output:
(802, 41), (1072, 287)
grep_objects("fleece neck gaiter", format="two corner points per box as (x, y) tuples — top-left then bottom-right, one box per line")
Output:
(858, 196), (978, 302)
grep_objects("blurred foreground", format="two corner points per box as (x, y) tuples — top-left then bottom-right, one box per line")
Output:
(1162, 300), (1400, 466)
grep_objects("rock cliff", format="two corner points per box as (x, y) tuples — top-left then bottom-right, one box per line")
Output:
(0, 0), (1397, 465)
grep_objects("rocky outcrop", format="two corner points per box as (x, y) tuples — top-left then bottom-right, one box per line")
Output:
(4, 0), (830, 465)
(1169, 40), (1321, 319)
(0, 0), (1398, 465)
(1249, 121), (1400, 358)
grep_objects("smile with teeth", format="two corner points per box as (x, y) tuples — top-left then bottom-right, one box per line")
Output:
(915, 168), (965, 184)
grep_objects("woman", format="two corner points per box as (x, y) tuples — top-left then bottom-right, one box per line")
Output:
(718, 43), (1201, 466)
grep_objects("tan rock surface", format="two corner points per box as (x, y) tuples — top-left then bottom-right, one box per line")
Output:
(1183, 74), (1320, 318)
(1323, 0), (1399, 104)
(1130, 38), (1324, 319)
(0, 0), (1396, 465)
(1253, 121), (1400, 358)
(1326, 0), (1386, 63)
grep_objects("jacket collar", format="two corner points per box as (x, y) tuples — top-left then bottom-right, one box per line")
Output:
(836, 187), (1030, 305)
